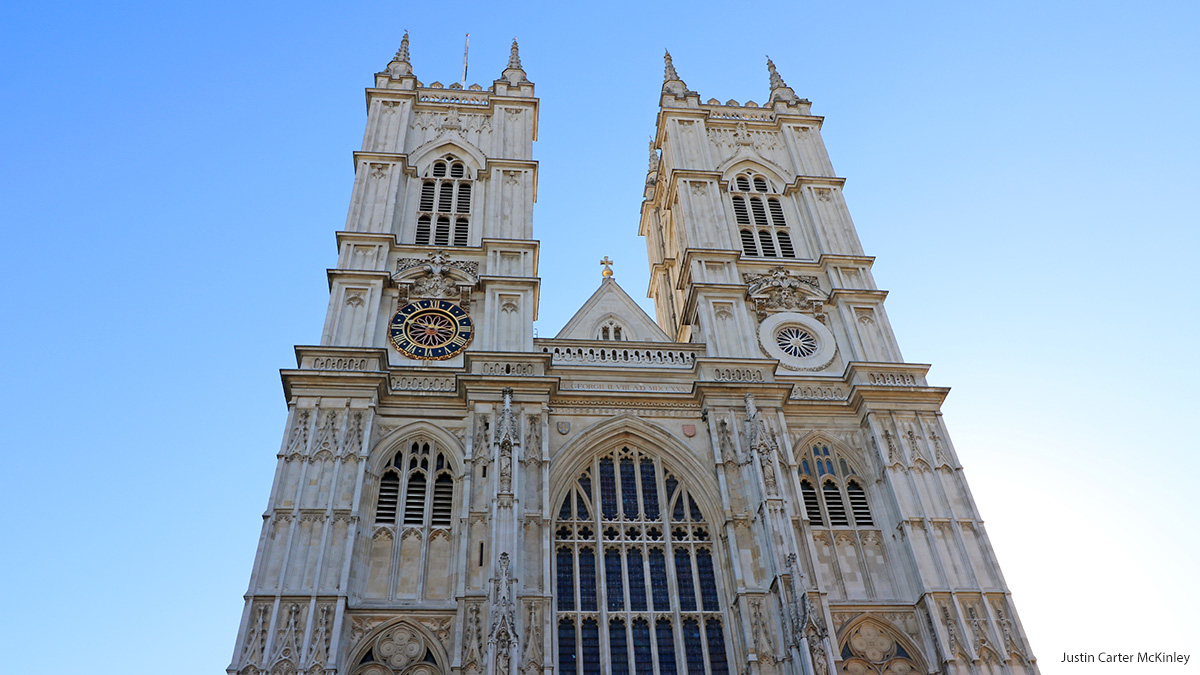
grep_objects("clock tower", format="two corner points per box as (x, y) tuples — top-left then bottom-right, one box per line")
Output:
(327, 33), (538, 361)
(228, 35), (547, 675)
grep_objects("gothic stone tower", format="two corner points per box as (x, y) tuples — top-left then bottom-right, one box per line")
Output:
(228, 39), (1038, 675)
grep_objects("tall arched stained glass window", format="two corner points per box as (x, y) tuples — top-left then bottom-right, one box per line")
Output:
(554, 446), (730, 675)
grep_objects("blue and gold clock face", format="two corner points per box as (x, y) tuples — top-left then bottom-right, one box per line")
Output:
(388, 299), (474, 360)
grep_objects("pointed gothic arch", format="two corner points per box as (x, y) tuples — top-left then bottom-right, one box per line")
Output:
(364, 422), (463, 602)
(347, 618), (451, 675)
(590, 313), (629, 341)
(549, 414), (721, 523)
(792, 433), (877, 529)
(409, 139), (487, 175)
(790, 431), (872, 476)
(716, 156), (791, 187)
(370, 420), (465, 475)
(835, 615), (927, 675)
(551, 429), (733, 675)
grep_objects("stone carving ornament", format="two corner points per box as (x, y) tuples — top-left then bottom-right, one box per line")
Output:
(744, 269), (837, 371)
(462, 604), (483, 674)
(522, 602), (542, 675)
(743, 267), (823, 321)
(525, 414), (541, 463)
(743, 394), (780, 496)
(395, 250), (479, 301)
(374, 623), (428, 671)
(750, 599), (777, 665)
(839, 619), (923, 675)
(489, 553), (518, 675)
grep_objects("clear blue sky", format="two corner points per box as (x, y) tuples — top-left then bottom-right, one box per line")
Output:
(2, 2), (1197, 673)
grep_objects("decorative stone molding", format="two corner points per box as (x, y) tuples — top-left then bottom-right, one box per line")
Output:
(559, 381), (691, 393)
(707, 106), (775, 122)
(789, 385), (846, 401)
(868, 372), (919, 386)
(309, 356), (373, 371)
(417, 90), (489, 105)
(390, 375), (456, 392)
(551, 402), (699, 418)
(710, 367), (765, 382)
(480, 362), (535, 376)
(541, 345), (697, 368)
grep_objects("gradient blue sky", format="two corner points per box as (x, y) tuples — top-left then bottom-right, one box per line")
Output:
(2, 2), (1197, 673)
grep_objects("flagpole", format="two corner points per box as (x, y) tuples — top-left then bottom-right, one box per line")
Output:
(461, 33), (469, 86)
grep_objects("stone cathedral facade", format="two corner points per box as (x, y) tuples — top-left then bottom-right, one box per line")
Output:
(228, 36), (1039, 675)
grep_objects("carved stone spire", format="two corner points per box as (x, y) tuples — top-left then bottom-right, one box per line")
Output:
(664, 49), (680, 82)
(767, 57), (786, 88)
(743, 393), (776, 452)
(662, 49), (694, 99)
(508, 38), (522, 70)
(495, 386), (519, 446)
(766, 56), (799, 104)
(396, 31), (410, 63)
(387, 31), (412, 77)
(646, 140), (659, 188)
(502, 37), (528, 85)
(745, 393), (780, 495)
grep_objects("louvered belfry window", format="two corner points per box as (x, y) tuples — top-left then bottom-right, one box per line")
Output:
(415, 155), (472, 247)
(374, 440), (456, 532)
(730, 171), (796, 259)
(555, 447), (731, 675)
(798, 443), (875, 528)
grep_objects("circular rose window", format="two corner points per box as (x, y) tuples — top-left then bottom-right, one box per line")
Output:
(775, 326), (818, 357)
(758, 312), (838, 371)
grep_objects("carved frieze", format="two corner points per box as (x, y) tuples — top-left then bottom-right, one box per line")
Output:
(706, 121), (782, 160)
(790, 385), (846, 401)
(390, 375), (456, 392)
(412, 108), (491, 134)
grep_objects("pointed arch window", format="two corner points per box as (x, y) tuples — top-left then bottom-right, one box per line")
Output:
(368, 437), (459, 600)
(730, 170), (795, 259)
(374, 439), (457, 529)
(598, 318), (627, 341)
(797, 443), (875, 528)
(415, 155), (472, 247)
(555, 447), (730, 675)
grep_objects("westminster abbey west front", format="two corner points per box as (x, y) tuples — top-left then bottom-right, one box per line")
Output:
(228, 35), (1038, 675)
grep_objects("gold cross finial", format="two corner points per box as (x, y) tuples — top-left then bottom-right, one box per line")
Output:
(600, 256), (614, 278)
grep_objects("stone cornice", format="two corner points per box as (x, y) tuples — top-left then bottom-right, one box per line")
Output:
(827, 288), (889, 304)
(324, 269), (390, 291)
(782, 175), (847, 197)
(349, 151), (537, 188)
